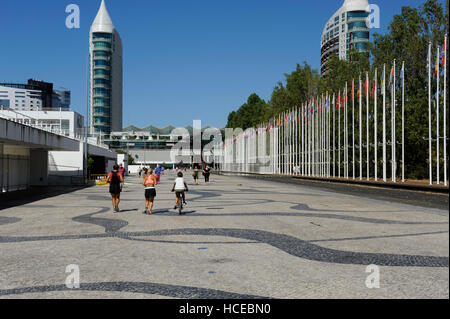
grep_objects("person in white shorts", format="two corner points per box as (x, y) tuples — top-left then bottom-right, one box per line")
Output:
(171, 171), (189, 209)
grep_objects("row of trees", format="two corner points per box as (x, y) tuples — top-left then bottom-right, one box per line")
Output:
(225, 0), (449, 179)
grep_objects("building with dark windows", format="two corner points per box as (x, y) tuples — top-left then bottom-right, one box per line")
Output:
(89, 0), (123, 135)
(320, 0), (370, 75)
(0, 79), (71, 111)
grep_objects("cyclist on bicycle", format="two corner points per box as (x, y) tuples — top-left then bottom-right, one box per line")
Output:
(171, 171), (188, 209)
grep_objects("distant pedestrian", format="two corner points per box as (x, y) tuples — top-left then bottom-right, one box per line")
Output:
(107, 164), (124, 213)
(193, 166), (199, 185)
(142, 168), (157, 215)
(118, 163), (126, 191)
(203, 165), (211, 184)
(155, 165), (162, 184)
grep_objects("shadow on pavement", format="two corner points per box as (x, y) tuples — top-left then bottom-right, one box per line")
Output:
(0, 185), (94, 211)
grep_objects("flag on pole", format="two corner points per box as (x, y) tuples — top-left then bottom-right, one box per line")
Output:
(435, 48), (440, 76)
(442, 41), (446, 67)
(365, 77), (368, 96)
(389, 64), (394, 88)
(337, 94), (340, 110)
(372, 79), (376, 98)
(351, 81), (354, 101)
(381, 68), (385, 95)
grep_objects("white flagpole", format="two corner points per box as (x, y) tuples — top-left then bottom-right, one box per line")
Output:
(392, 60), (396, 182)
(352, 80), (355, 179)
(436, 46), (440, 185)
(304, 105), (306, 176)
(320, 97), (323, 177)
(290, 109), (295, 175)
(328, 94), (331, 177)
(338, 91), (341, 178)
(309, 103), (312, 176)
(333, 94), (336, 177)
(315, 100), (318, 176)
(444, 35), (447, 187)
(383, 64), (387, 182)
(344, 82), (348, 179)
(346, 84), (349, 179)
(401, 61), (405, 183)
(366, 72), (370, 181)
(374, 69), (378, 181)
(359, 77), (363, 180)
(428, 43), (433, 185)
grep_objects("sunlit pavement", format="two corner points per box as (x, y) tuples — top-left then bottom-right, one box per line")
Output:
(0, 170), (448, 299)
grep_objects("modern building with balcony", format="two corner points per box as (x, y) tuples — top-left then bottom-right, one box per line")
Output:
(89, 0), (123, 135)
(320, 0), (370, 75)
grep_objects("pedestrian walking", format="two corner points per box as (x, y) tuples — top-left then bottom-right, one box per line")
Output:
(203, 165), (211, 184)
(107, 164), (124, 213)
(193, 166), (199, 185)
(118, 163), (126, 191)
(142, 167), (157, 215)
(155, 165), (162, 184)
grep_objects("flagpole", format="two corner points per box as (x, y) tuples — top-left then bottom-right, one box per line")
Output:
(333, 94), (336, 177)
(444, 35), (447, 187)
(322, 95), (325, 177)
(383, 64), (387, 182)
(374, 68), (378, 182)
(338, 91), (341, 178)
(359, 76), (363, 180)
(437, 46), (440, 185)
(309, 103), (312, 176)
(301, 105), (304, 175)
(428, 42), (432, 185)
(366, 72), (370, 181)
(394, 60), (397, 182)
(352, 80), (355, 179)
(317, 99), (320, 177)
(392, 60), (396, 182)
(345, 84), (349, 179)
(401, 61), (405, 183)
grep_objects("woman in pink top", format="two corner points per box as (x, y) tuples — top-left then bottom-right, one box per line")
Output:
(142, 168), (157, 215)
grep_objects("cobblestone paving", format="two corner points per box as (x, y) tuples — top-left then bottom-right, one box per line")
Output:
(0, 171), (448, 299)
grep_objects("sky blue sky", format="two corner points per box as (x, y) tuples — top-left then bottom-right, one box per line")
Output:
(1, 0), (431, 129)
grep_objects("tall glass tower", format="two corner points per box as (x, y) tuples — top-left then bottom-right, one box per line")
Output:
(320, 0), (370, 75)
(89, 0), (123, 134)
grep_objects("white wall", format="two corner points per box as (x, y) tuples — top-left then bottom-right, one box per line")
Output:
(48, 142), (83, 176)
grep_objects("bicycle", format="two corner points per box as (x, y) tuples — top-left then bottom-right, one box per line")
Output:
(173, 190), (188, 215)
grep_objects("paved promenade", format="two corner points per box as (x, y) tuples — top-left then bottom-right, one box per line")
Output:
(0, 171), (448, 299)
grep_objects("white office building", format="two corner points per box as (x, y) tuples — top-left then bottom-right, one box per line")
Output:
(320, 0), (370, 74)
(0, 108), (84, 139)
(0, 85), (42, 111)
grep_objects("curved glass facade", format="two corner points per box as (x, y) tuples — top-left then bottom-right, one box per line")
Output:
(92, 32), (113, 133)
(321, 6), (370, 75)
